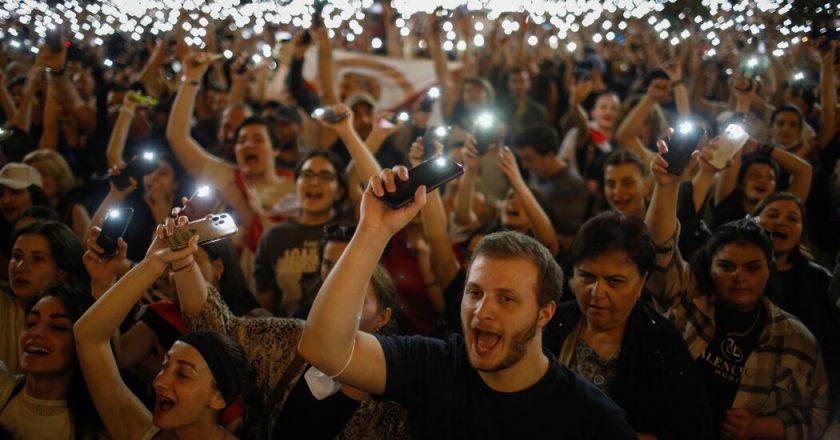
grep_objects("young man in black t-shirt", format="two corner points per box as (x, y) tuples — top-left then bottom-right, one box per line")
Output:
(299, 166), (636, 439)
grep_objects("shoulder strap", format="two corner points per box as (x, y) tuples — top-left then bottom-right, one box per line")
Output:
(0, 379), (25, 414)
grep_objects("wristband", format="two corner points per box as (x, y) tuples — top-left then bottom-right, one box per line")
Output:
(47, 67), (66, 76)
(181, 76), (201, 86)
(171, 257), (196, 273)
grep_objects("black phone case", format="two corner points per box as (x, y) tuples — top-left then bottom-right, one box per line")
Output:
(111, 156), (157, 190)
(96, 208), (134, 256)
(380, 156), (464, 209)
(422, 126), (447, 159)
(664, 127), (706, 175)
(474, 128), (494, 155)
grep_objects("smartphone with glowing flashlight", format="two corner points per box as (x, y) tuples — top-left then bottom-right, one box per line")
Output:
(708, 124), (749, 170)
(166, 213), (238, 250)
(96, 208), (134, 257)
(664, 122), (706, 175)
(181, 185), (221, 220)
(380, 155), (464, 209)
(111, 152), (159, 190)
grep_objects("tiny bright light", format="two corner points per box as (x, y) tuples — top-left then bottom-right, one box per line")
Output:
(107, 209), (120, 219)
(434, 157), (447, 167)
(196, 185), (211, 197)
(678, 122), (693, 134)
(434, 126), (448, 137)
(143, 152), (155, 161)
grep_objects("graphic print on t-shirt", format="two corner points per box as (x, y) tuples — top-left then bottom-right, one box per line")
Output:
(275, 240), (320, 285)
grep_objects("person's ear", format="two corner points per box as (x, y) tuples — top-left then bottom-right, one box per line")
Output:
(212, 258), (225, 280)
(373, 307), (393, 332)
(537, 300), (556, 327)
(209, 390), (227, 411)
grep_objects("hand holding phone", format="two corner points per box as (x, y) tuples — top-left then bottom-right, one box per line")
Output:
(166, 213), (238, 250)
(96, 208), (134, 257)
(312, 107), (349, 124)
(379, 156), (464, 209)
(473, 112), (496, 155)
(181, 185), (221, 220)
(707, 124), (749, 170)
(664, 122), (706, 175)
(111, 152), (159, 190)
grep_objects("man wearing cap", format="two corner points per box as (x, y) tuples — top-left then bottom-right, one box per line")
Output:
(324, 92), (407, 170)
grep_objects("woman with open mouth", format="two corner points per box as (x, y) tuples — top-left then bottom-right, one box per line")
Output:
(74, 218), (248, 440)
(1, 221), (88, 376)
(646, 144), (829, 439)
(753, 192), (840, 407)
(0, 283), (102, 439)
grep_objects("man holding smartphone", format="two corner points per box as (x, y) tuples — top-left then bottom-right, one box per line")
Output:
(299, 168), (635, 439)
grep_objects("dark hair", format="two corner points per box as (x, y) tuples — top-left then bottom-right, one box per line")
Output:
(370, 265), (399, 335)
(586, 91), (620, 113)
(770, 103), (804, 130)
(11, 221), (89, 287)
(201, 240), (258, 316)
(603, 149), (648, 178)
(178, 330), (249, 409)
(293, 149), (349, 206)
(736, 154), (780, 186)
(470, 231), (563, 308)
(641, 68), (670, 90)
(691, 218), (775, 295)
(24, 283), (101, 439)
(568, 211), (655, 276)
(318, 222), (357, 262)
(16, 205), (60, 224)
(507, 66), (529, 77)
(233, 115), (281, 152)
(514, 124), (560, 156)
(752, 191), (812, 260)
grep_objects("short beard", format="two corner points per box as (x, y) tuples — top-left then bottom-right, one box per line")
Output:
(471, 318), (539, 373)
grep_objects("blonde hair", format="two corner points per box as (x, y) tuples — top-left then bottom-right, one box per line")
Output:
(23, 150), (76, 194)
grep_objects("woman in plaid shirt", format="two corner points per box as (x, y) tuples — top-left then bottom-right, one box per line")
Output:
(644, 142), (829, 440)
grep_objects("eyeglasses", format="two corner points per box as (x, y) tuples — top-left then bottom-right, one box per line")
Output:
(299, 170), (337, 183)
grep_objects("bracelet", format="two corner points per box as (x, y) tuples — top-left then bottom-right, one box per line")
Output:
(654, 244), (673, 255)
(171, 258), (196, 273)
(48, 67), (66, 76)
(181, 76), (201, 86)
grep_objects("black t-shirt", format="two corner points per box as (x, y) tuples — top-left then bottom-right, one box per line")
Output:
(374, 333), (636, 439)
(696, 304), (766, 433)
(272, 376), (361, 439)
(711, 190), (747, 230)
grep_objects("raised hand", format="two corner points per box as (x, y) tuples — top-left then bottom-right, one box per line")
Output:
(359, 166), (427, 238)
(145, 216), (199, 269)
(315, 103), (354, 134)
(462, 134), (482, 174)
(182, 50), (213, 82)
(83, 227), (127, 288)
(409, 137), (444, 167)
(107, 164), (139, 198)
(369, 111), (403, 139)
(498, 146), (525, 187)
(650, 139), (697, 187)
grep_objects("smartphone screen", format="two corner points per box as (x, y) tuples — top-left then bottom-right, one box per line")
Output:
(96, 208), (134, 256)
(423, 126), (448, 158)
(46, 26), (62, 53)
(380, 156), (464, 209)
(664, 123), (706, 175)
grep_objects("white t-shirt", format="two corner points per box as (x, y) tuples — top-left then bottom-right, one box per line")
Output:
(0, 388), (72, 440)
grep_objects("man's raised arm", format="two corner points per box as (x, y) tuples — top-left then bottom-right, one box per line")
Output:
(298, 167), (427, 395)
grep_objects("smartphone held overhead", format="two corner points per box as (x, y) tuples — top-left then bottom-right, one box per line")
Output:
(166, 213), (238, 250)
(664, 122), (706, 175)
(379, 155), (464, 209)
(111, 152), (159, 190)
(96, 208), (134, 257)
(707, 124), (749, 170)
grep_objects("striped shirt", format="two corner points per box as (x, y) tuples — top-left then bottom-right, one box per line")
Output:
(646, 231), (829, 440)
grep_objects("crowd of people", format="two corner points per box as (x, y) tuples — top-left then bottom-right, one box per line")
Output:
(1, 2), (839, 439)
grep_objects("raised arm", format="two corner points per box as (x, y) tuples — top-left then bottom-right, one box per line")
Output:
(74, 220), (198, 440)
(424, 19), (456, 120)
(765, 143), (813, 201)
(318, 103), (383, 184)
(105, 92), (145, 168)
(287, 31), (320, 114)
(8, 65), (44, 133)
(714, 82), (754, 205)
(37, 76), (59, 150)
(165, 51), (236, 182)
(614, 90), (658, 163)
(412, 139), (460, 294)
(315, 26), (340, 106)
(818, 43), (837, 150)
(40, 46), (96, 136)
(498, 146), (560, 256)
(664, 62), (690, 117)
(299, 167), (427, 394)
(0, 70), (17, 122)
(453, 135), (482, 227)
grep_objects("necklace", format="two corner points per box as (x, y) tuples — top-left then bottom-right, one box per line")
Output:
(719, 307), (762, 363)
(724, 306), (762, 338)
